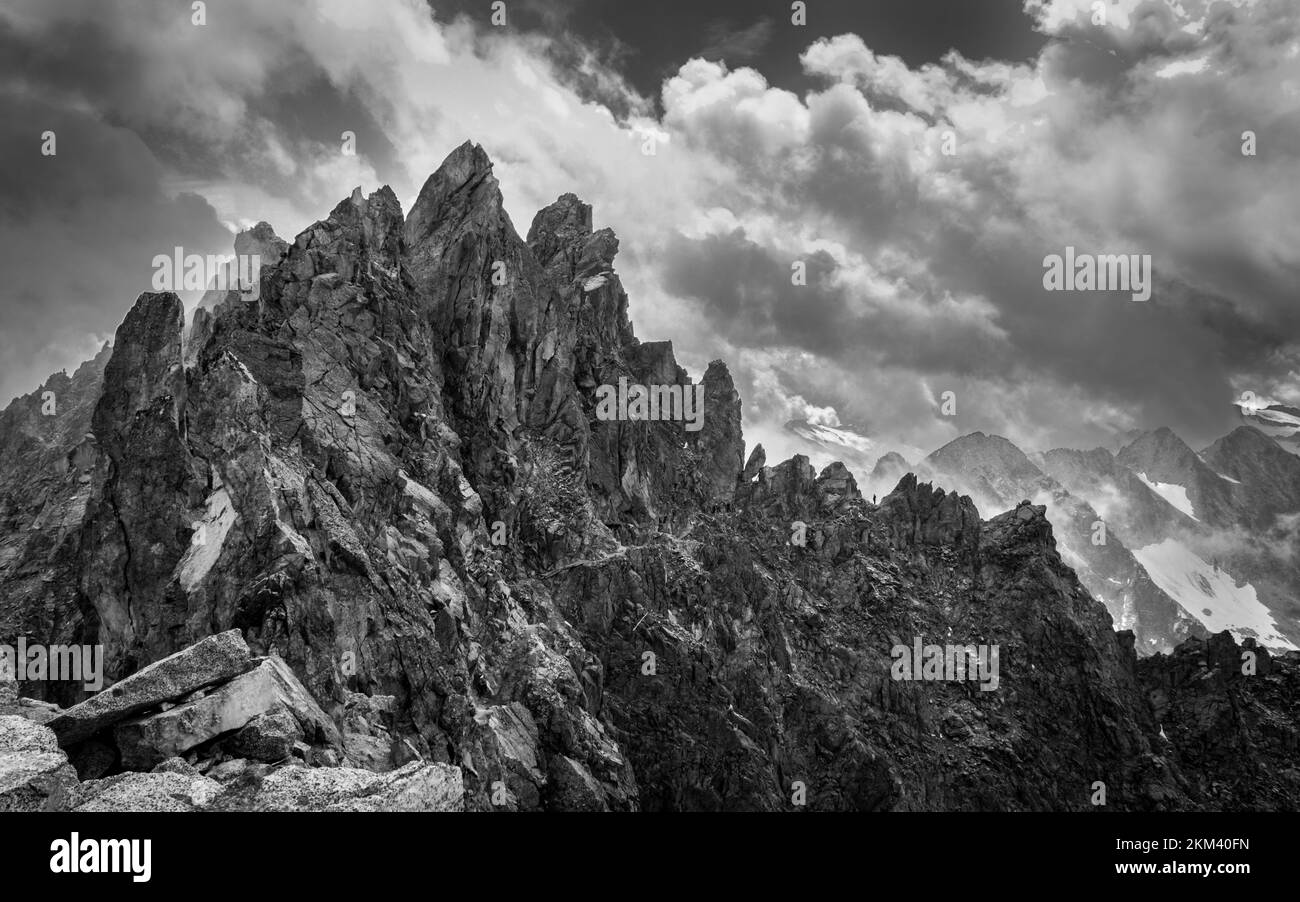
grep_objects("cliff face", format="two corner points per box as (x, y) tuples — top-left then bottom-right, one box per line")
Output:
(0, 343), (112, 707)
(2, 141), (1297, 811)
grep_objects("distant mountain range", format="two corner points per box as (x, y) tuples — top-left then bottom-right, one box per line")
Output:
(782, 418), (880, 476)
(787, 421), (1300, 653)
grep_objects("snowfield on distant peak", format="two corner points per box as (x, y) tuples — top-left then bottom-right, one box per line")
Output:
(1133, 538), (1297, 650)
(1135, 474), (1199, 521)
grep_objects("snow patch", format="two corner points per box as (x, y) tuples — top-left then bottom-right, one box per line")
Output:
(1133, 539), (1297, 650)
(176, 486), (237, 593)
(582, 274), (609, 292)
(1136, 474), (1198, 520)
(789, 422), (876, 456)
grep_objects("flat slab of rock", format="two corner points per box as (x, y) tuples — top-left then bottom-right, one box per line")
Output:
(113, 656), (339, 769)
(213, 761), (464, 812)
(47, 630), (253, 745)
(0, 715), (80, 811)
(70, 771), (221, 812)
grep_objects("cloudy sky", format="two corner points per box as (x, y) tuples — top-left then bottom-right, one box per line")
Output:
(1, 0), (1297, 467)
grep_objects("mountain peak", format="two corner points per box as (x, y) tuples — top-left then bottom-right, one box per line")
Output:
(527, 192), (595, 270)
(1118, 426), (1198, 470)
(233, 220), (288, 264)
(929, 431), (1036, 473)
(872, 450), (910, 470)
(404, 141), (503, 247)
(1136, 426), (1186, 446)
(1212, 424), (1280, 451)
(1201, 424), (1300, 516)
(442, 139), (494, 180)
(528, 192), (592, 240)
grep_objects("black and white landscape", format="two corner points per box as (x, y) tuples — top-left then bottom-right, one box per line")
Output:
(2, 0), (1299, 814)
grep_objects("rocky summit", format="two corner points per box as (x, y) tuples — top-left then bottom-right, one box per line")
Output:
(1, 141), (1298, 812)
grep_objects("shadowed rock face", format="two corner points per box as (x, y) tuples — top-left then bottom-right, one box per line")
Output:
(1202, 425), (1300, 522)
(1118, 427), (1240, 526)
(876, 473), (979, 552)
(922, 432), (1203, 654)
(1137, 633), (1300, 809)
(0, 343), (111, 706)
(2, 141), (1298, 811)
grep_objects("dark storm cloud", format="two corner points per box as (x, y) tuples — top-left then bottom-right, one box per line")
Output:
(0, 0), (403, 404)
(432, 0), (1043, 111)
(0, 93), (230, 405)
(661, 229), (1007, 373)
(644, 1), (1300, 451)
(0, 5), (400, 210)
(661, 235), (848, 353)
(698, 19), (775, 63)
(1, 0), (1296, 462)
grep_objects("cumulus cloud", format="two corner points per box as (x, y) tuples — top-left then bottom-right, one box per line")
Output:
(0, 0), (694, 404)
(0, 93), (231, 405)
(1, 0), (1297, 477)
(651, 0), (1300, 458)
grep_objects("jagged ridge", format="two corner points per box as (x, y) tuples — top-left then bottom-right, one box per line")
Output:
(1, 142), (1298, 811)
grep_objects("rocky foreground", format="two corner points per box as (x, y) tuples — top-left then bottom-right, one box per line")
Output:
(2, 142), (1299, 811)
(2, 631), (461, 811)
